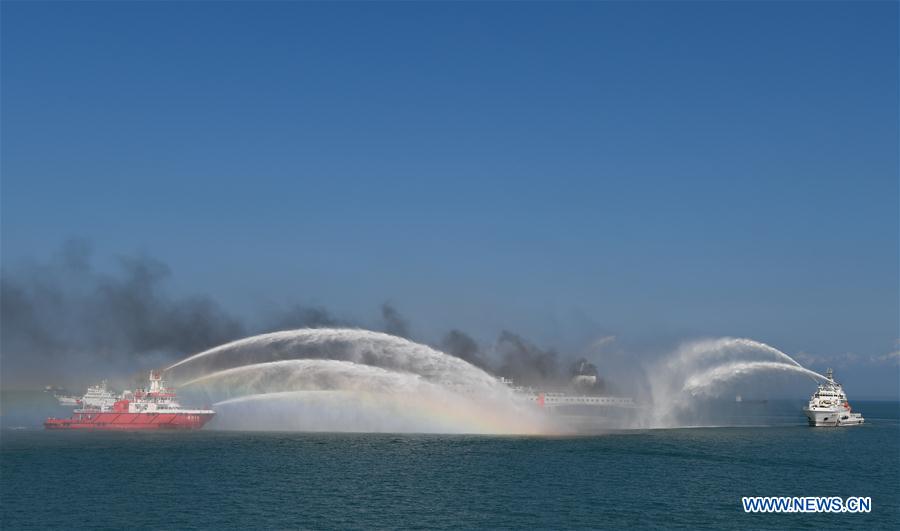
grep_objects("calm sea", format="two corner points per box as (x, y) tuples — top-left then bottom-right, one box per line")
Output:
(1, 400), (898, 529)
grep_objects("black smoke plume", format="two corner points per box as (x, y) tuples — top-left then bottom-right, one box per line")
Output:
(2, 241), (598, 392)
(440, 329), (490, 370)
(381, 302), (410, 339)
(0, 240), (245, 386)
(494, 331), (561, 386)
(263, 304), (348, 332)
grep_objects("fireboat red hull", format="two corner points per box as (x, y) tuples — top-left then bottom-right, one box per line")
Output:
(44, 412), (214, 430)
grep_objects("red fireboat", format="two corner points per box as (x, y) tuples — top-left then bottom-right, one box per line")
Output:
(44, 371), (215, 430)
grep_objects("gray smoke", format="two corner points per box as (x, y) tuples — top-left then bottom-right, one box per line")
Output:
(381, 302), (410, 339)
(569, 357), (607, 393)
(495, 331), (561, 386)
(440, 329), (490, 370)
(0, 240), (245, 386)
(263, 304), (349, 332)
(1, 242), (601, 392)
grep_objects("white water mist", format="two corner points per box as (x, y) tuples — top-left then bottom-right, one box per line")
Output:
(642, 337), (826, 428)
(171, 330), (554, 434)
(167, 328), (499, 389)
(683, 361), (826, 396)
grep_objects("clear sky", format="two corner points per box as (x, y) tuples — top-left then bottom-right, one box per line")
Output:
(2, 2), (897, 396)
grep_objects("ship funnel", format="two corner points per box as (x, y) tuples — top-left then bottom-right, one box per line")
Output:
(149, 370), (163, 392)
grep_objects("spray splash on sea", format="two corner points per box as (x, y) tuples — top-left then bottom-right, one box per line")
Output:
(640, 337), (827, 428)
(170, 329), (553, 434)
(166, 329), (827, 433)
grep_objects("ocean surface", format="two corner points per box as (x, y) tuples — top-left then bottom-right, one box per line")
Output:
(1, 400), (898, 529)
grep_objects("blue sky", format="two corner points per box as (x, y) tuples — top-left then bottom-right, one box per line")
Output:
(2, 2), (897, 396)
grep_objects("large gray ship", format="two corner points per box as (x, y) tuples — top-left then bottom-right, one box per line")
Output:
(500, 373), (641, 430)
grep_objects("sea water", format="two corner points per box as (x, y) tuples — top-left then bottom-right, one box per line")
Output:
(1, 401), (897, 529)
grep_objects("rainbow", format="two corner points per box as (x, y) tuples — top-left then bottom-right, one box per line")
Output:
(212, 390), (555, 435)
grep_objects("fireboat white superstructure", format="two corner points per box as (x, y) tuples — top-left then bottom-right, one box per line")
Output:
(802, 369), (864, 427)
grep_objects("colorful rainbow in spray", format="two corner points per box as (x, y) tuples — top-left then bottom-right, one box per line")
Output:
(178, 354), (556, 435)
(211, 390), (554, 435)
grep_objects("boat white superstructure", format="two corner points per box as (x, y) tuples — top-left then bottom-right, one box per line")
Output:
(55, 396), (82, 407)
(80, 380), (118, 410)
(45, 386), (82, 407)
(802, 369), (864, 427)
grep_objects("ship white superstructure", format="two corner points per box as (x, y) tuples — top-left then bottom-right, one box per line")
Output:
(802, 369), (864, 427)
(55, 396), (81, 407)
(45, 386), (82, 407)
(80, 380), (119, 410)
